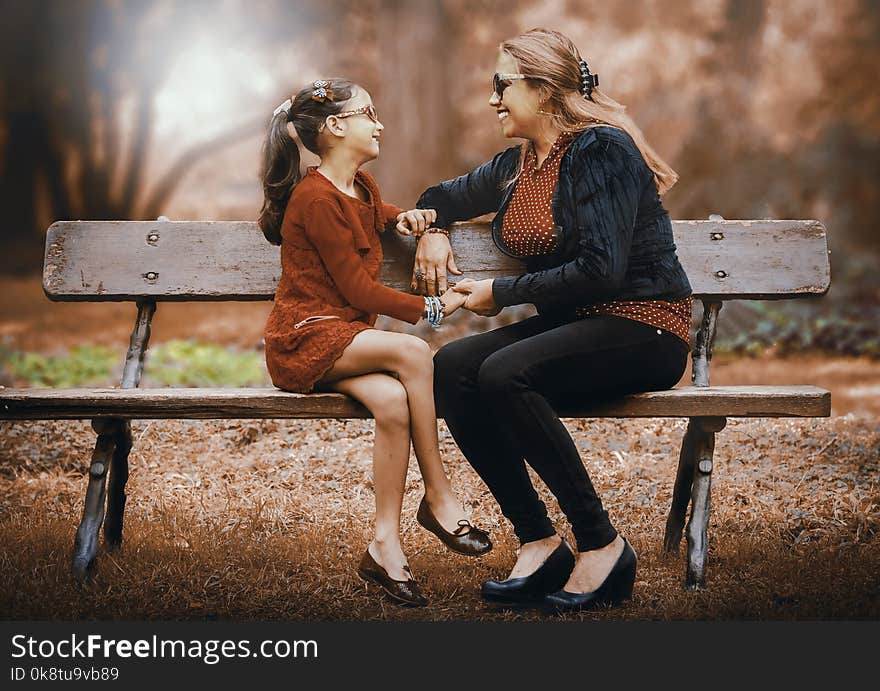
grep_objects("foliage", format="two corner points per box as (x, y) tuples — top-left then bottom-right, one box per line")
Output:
(712, 254), (880, 358)
(0, 344), (117, 388)
(0, 341), (270, 388)
(714, 302), (880, 358)
(144, 340), (268, 388)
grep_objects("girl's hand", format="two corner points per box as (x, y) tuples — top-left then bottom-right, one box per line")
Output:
(412, 233), (462, 295)
(453, 278), (501, 317)
(439, 284), (468, 317)
(396, 208), (437, 236)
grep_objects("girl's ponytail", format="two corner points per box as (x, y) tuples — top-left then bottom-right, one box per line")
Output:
(258, 108), (301, 246)
(258, 79), (359, 245)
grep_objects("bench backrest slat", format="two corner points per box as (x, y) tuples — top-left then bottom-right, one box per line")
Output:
(43, 219), (830, 302)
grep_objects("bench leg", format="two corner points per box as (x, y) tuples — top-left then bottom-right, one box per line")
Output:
(684, 416), (726, 590)
(664, 419), (699, 553)
(104, 420), (132, 549)
(72, 418), (122, 582)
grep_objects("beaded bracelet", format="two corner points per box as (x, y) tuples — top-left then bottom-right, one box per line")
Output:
(414, 227), (449, 238)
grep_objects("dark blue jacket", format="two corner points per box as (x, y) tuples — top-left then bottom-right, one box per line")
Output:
(416, 126), (692, 318)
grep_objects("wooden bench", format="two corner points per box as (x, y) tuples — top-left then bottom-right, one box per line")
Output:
(0, 217), (831, 589)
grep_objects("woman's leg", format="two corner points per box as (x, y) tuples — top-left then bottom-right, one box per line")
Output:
(475, 316), (689, 591)
(320, 329), (470, 534)
(433, 315), (564, 567)
(319, 372), (413, 581)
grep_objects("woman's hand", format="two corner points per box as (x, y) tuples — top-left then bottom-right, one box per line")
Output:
(453, 278), (501, 317)
(412, 233), (462, 296)
(396, 208), (437, 236)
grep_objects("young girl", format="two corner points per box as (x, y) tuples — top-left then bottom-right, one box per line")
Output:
(258, 79), (492, 607)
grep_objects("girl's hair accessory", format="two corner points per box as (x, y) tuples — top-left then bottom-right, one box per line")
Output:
(311, 80), (334, 103)
(272, 98), (292, 117)
(578, 60), (599, 98)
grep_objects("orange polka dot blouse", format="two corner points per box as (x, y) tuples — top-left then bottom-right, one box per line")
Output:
(501, 132), (692, 348)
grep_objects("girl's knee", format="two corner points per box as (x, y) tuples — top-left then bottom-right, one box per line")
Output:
(394, 334), (433, 374)
(371, 378), (410, 428)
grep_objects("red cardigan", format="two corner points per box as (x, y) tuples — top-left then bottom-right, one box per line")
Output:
(271, 167), (425, 327)
(264, 167), (426, 392)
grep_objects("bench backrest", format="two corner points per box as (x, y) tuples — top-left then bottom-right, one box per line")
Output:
(42, 219), (830, 302)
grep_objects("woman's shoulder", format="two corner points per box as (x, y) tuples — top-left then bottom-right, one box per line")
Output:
(474, 144), (521, 180)
(571, 125), (637, 155)
(569, 125), (648, 172)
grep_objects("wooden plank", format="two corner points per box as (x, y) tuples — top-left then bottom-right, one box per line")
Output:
(0, 385), (831, 420)
(42, 219), (829, 302)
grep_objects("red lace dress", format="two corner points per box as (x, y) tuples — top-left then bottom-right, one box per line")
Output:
(264, 168), (425, 393)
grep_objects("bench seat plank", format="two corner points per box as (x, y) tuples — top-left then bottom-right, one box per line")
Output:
(0, 385), (830, 420)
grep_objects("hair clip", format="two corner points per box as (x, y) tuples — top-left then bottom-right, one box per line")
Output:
(578, 60), (599, 98)
(272, 98), (292, 117)
(311, 79), (334, 103)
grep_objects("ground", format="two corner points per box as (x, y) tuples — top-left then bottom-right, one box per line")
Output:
(0, 276), (877, 620)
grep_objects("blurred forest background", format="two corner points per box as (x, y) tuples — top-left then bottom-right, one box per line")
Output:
(1, 0), (879, 383)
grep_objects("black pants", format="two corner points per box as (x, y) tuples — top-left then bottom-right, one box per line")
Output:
(434, 313), (689, 552)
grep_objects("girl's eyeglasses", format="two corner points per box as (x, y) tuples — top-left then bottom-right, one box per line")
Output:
(335, 104), (379, 122)
(493, 73), (527, 98)
(319, 104), (379, 132)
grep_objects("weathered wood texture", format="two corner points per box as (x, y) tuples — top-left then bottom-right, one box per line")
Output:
(692, 301), (722, 386)
(682, 416), (727, 590)
(72, 418), (121, 581)
(42, 220), (830, 302)
(0, 385), (831, 420)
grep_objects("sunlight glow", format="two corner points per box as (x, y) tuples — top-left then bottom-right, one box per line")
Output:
(154, 34), (276, 140)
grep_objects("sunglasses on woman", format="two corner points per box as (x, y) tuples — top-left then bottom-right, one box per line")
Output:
(493, 72), (527, 98)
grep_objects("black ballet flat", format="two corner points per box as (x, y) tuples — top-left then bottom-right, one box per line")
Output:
(543, 538), (637, 614)
(357, 549), (428, 607)
(481, 538), (574, 606)
(416, 496), (493, 557)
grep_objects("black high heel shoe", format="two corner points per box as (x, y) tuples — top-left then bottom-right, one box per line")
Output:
(542, 538), (637, 613)
(481, 538), (574, 606)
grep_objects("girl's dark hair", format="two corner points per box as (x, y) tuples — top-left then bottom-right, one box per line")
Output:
(258, 79), (358, 245)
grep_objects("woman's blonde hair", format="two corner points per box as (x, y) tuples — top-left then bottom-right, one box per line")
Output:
(501, 28), (678, 194)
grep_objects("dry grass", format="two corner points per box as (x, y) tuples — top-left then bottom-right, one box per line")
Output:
(1, 413), (878, 621)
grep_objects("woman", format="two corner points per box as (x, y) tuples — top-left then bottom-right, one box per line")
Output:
(412, 29), (693, 612)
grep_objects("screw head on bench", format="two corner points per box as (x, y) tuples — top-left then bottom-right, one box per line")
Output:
(710, 232), (724, 241)
(714, 270), (728, 279)
(144, 271), (159, 282)
(146, 232), (160, 245)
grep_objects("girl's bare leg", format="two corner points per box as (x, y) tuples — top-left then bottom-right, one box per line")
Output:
(321, 329), (471, 533)
(318, 371), (412, 581)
